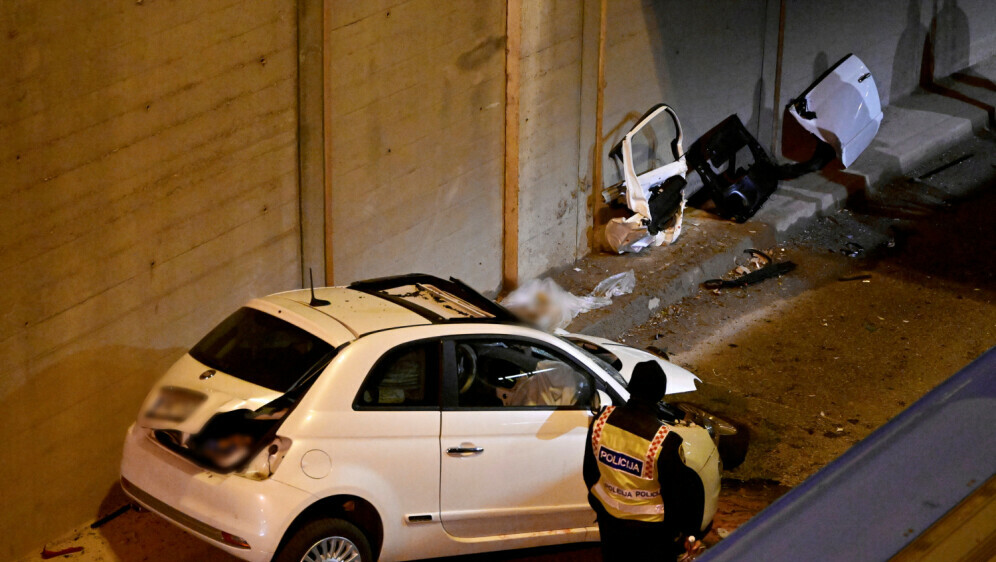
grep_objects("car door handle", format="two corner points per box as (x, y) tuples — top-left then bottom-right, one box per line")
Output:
(446, 446), (484, 456)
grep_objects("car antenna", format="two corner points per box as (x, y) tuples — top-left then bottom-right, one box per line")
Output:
(308, 268), (330, 307)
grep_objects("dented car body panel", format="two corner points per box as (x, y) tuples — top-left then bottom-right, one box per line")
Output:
(788, 53), (883, 167)
(121, 275), (720, 561)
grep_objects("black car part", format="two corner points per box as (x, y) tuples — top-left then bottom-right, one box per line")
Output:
(703, 249), (796, 290)
(687, 115), (779, 222)
(687, 115), (836, 222)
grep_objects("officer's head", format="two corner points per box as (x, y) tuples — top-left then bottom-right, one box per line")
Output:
(627, 361), (668, 405)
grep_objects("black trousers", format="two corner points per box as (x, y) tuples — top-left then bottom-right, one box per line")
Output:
(597, 515), (682, 561)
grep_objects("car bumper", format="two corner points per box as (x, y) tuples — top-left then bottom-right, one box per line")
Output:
(120, 423), (314, 562)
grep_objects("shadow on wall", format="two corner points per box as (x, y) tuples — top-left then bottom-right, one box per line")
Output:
(892, 0), (928, 101)
(745, 78), (773, 153)
(919, 0), (995, 126)
(640, 0), (767, 140)
(0, 345), (184, 560)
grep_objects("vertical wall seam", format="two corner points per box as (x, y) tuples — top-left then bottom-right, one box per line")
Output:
(770, 0), (786, 155)
(502, 0), (521, 292)
(590, 0), (608, 253)
(295, 0), (307, 287)
(322, 0), (334, 284)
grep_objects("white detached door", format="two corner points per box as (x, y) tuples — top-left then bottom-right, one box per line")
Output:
(438, 337), (599, 538)
(788, 53), (883, 167)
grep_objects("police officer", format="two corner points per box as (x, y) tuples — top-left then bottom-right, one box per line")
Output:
(584, 360), (705, 560)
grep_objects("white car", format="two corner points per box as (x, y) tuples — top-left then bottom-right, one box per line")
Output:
(120, 274), (722, 561)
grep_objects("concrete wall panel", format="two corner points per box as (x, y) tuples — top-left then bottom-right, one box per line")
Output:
(0, 1), (300, 558)
(327, 0), (506, 293)
(517, 0), (585, 279)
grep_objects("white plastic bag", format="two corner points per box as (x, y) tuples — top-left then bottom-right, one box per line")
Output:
(591, 269), (637, 299)
(501, 270), (636, 331)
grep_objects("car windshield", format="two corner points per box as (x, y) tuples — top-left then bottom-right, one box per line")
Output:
(558, 336), (628, 388)
(190, 307), (334, 392)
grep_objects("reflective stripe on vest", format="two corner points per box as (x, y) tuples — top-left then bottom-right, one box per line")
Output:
(590, 407), (670, 522)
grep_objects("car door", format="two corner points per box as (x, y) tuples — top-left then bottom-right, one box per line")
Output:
(350, 338), (443, 526)
(438, 336), (599, 538)
(788, 53), (883, 167)
(604, 104), (689, 253)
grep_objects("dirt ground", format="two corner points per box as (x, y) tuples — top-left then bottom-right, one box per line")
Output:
(21, 136), (996, 561)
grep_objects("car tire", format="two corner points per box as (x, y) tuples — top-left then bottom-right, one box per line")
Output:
(718, 424), (750, 470)
(274, 518), (373, 562)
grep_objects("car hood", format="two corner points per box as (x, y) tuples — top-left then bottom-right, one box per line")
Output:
(137, 353), (282, 435)
(565, 333), (701, 394)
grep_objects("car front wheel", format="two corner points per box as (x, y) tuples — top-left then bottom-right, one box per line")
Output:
(275, 518), (373, 562)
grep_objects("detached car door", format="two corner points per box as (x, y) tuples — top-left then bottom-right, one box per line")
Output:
(438, 336), (599, 538)
(788, 53), (883, 167)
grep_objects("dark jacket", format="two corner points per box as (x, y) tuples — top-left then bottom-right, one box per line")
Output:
(584, 402), (705, 537)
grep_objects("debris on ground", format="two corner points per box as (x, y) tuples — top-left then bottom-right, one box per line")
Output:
(703, 249), (796, 290)
(841, 241), (864, 257)
(40, 546), (83, 559)
(838, 274), (872, 282)
(679, 536), (706, 561)
(501, 270), (636, 331)
(90, 504), (132, 529)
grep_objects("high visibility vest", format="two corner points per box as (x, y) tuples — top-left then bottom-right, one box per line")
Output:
(590, 406), (670, 522)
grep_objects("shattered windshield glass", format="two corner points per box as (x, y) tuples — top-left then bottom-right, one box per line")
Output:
(190, 307), (334, 392)
(558, 336), (628, 388)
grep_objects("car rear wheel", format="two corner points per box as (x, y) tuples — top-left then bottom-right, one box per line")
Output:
(275, 518), (372, 562)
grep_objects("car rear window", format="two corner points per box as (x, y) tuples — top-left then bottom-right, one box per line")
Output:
(190, 307), (334, 392)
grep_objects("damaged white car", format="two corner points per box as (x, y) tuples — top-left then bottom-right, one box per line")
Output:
(121, 274), (729, 561)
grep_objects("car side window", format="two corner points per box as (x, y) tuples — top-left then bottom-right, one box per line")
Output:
(355, 341), (439, 409)
(453, 338), (595, 409)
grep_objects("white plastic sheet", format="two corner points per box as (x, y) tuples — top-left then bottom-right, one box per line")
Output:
(501, 270), (636, 331)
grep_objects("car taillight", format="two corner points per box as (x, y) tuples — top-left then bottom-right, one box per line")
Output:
(235, 436), (291, 481)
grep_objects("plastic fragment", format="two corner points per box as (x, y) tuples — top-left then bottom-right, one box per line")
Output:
(41, 546), (84, 559)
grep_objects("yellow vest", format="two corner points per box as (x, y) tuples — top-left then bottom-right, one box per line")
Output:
(590, 406), (670, 522)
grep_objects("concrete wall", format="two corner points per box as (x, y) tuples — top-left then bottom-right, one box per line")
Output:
(0, 1), (300, 558)
(516, 0), (586, 280)
(601, 0), (770, 187)
(326, 0), (507, 293)
(781, 0), (996, 112)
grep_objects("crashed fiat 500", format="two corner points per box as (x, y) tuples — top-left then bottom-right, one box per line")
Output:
(121, 274), (725, 561)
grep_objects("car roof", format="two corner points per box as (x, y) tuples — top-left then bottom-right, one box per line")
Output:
(263, 274), (523, 345)
(263, 287), (432, 340)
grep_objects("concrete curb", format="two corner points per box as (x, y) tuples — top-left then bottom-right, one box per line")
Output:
(561, 63), (994, 339)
